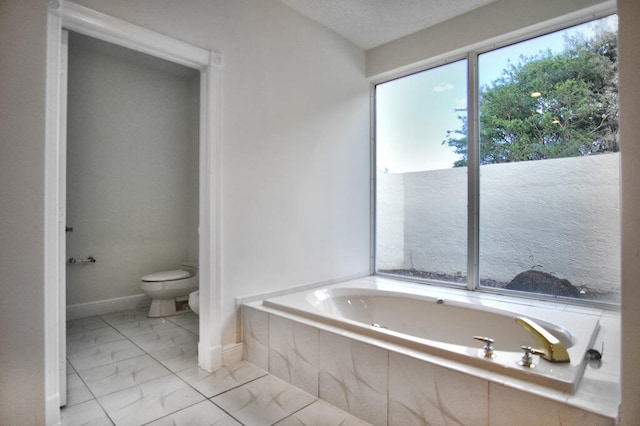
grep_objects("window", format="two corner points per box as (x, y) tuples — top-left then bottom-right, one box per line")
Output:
(375, 14), (620, 305)
(376, 60), (468, 286)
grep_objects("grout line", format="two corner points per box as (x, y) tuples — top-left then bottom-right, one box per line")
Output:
(207, 398), (245, 425)
(271, 399), (317, 426)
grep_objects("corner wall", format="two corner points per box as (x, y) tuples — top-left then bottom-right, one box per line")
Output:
(0, 0), (47, 423)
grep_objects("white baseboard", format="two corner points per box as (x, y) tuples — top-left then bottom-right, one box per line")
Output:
(198, 342), (223, 371)
(46, 392), (61, 426)
(66, 294), (150, 320)
(223, 342), (244, 367)
(197, 342), (244, 371)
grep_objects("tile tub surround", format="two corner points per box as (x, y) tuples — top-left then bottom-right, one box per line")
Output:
(243, 279), (621, 425)
(261, 278), (600, 393)
(64, 308), (370, 425)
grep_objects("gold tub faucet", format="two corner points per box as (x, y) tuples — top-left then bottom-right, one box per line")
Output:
(515, 316), (570, 363)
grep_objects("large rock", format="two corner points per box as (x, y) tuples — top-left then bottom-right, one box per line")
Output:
(506, 270), (581, 298)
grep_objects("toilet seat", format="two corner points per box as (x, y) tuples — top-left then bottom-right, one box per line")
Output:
(142, 269), (190, 282)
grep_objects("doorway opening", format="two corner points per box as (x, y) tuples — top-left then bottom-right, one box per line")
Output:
(45, 4), (223, 422)
(66, 32), (200, 313)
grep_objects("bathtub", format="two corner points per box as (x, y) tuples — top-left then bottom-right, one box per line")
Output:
(260, 278), (600, 393)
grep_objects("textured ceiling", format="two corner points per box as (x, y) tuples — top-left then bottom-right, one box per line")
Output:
(280, 0), (498, 50)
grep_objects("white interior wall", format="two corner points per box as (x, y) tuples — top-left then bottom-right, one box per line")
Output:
(66, 33), (199, 305)
(71, 0), (372, 345)
(0, 1), (47, 424)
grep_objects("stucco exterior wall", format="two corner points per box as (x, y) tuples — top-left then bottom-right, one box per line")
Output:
(377, 153), (620, 296)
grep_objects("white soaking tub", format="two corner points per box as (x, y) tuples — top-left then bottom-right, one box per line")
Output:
(261, 278), (600, 393)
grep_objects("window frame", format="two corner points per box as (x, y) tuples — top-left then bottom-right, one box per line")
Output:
(372, 7), (620, 309)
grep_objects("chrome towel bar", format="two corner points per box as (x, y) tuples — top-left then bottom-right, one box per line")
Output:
(68, 256), (96, 264)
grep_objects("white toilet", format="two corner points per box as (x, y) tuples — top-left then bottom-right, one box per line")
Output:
(140, 263), (198, 317)
(188, 290), (199, 315)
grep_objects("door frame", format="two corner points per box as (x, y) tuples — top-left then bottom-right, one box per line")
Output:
(45, 2), (223, 422)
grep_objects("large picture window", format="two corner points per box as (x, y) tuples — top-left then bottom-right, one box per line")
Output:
(375, 14), (620, 304)
(376, 60), (468, 286)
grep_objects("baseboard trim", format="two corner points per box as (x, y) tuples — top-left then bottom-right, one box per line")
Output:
(198, 342), (222, 371)
(66, 294), (150, 320)
(223, 342), (244, 367)
(46, 392), (61, 426)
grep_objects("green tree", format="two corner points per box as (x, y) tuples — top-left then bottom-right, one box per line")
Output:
(443, 26), (618, 166)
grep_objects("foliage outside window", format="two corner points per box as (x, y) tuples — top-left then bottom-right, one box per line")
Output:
(376, 15), (620, 304)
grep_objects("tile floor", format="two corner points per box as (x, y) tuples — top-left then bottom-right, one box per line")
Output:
(63, 307), (371, 426)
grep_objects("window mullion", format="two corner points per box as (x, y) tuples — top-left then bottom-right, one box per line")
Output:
(467, 51), (480, 291)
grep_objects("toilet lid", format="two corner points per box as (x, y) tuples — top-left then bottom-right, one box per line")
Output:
(142, 269), (190, 282)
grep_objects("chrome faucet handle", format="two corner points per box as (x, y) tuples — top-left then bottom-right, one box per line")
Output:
(519, 345), (546, 368)
(473, 336), (495, 358)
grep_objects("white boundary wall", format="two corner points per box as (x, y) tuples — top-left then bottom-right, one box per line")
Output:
(377, 153), (621, 294)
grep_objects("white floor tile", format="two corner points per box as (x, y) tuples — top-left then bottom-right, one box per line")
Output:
(177, 361), (267, 398)
(146, 400), (241, 426)
(100, 308), (150, 326)
(67, 359), (77, 376)
(112, 318), (177, 339)
(67, 327), (126, 355)
(67, 316), (110, 335)
(98, 375), (204, 426)
(63, 308), (365, 426)
(66, 373), (94, 407)
(181, 322), (199, 335)
(68, 339), (146, 372)
(129, 326), (197, 353)
(211, 375), (315, 426)
(61, 399), (113, 426)
(274, 400), (372, 426)
(79, 354), (171, 397)
(165, 311), (198, 327)
(150, 341), (199, 373)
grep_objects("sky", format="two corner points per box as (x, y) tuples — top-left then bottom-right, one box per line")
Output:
(376, 15), (618, 173)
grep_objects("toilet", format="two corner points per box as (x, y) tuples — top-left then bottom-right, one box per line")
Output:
(188, 290), (199, 315)
(140, 263), (198, 317)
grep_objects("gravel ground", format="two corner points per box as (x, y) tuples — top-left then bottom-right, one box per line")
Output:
(378, 269), (620, 303)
